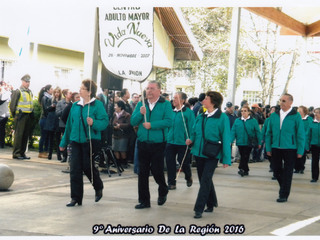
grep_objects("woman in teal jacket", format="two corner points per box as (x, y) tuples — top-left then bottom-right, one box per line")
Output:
(295, 106), (312, 174)
(308, 107), (320, 182)
(60, 80), (109, 207)
(186, 91), (231, 219)
(166, 92), (195, 190)
(231, 106), (262, 177)
(261, 106), (276, 174)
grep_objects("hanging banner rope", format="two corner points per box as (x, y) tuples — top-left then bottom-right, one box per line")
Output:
(98, 6), (154, 82)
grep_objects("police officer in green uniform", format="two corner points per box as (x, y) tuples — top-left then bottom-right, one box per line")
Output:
(10, 74), (34, 160)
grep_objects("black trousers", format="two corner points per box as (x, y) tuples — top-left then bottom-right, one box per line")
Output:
(272, 148), (296, 199)
(137, 141), (168, 205)
(194, 156), (218, 213)
(56, 127), (67, 158)
(165, 143), (192, 186)
(238, 145), (252, 173)
(311, 145), (320, 181)
(126, 127), (136, 162)
(69, 141), (103, 202)
(295, 150), (306, 171)
(0, 116), (8, 147)
(13, 113), (33, 157)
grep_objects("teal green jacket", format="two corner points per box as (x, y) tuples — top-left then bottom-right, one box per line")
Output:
(167, 106), (195, 145)
(130, 96), (173, 143)
(60, 99), (109, 147)
(190, 109), (231, 165)
(265, 108), (305, 155)
(308, 120), (320, 147)
(230, 117), (262, 146)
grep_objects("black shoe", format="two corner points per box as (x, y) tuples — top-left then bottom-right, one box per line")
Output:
(186, 177), (193, 187)
(158, 195), (167, 206)
(168, 185), (176, 190)
(272, 176), (277, 180)
(300, 170), (304, 174)
(204, 207), (214, 213)
(276, 197), (287, 203)
(95, 189), (103, 202)
(60, 157), (67, 163)
(48, 154), (52, 160)
(61, 167), (70, 173)
(194, 212), (202, 219)
(66, 199), (82, 207)
(22, 155), (30, 159)
(57, 155), (62, 161)
(135, 203), (150, 209)
(238, 169), (245, 177)
(310, 179), (317, 183)
(243, 171), (249, 176)
(13, 156), (24, 160)
(294, 170), (299, 173)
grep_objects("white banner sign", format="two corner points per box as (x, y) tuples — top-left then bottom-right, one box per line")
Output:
(99, 7), (154, 82)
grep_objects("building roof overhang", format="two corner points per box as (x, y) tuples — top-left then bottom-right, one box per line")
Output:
(208, 7), (320, 37)
(155, 7), (203, 61)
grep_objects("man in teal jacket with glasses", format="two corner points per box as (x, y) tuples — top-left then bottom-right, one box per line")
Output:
(266, 93), (305, 203)
(131, 81), (172, 209)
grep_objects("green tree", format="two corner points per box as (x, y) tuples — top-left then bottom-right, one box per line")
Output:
(157, 8), (233, 96)
(239, 10), (301, 105)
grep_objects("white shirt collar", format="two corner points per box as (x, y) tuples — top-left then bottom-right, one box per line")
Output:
(241, 116), (251, 121)
(314, 119), (320, 123)
(77, 97), (96, 106)
(302, 115), (309, 120)
(280, 107), (292, 129)
(280, 107), (293, 115)
(174, 106), (184, 112)
(205, 108), (218, 117)
(148, 97), (160, 111)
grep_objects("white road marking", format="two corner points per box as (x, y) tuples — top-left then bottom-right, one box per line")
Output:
(271, 215), (320, 236)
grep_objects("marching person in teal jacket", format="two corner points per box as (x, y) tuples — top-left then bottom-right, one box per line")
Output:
(294, 106), (312, 174)
(231, 105), (262, 177)
(131, 81), (172, 209)
(308, 107), (320, 183)
(59, 79), (109, 207)
(186, 91), (231, 219)
(165, 92), (195, 190)
(261, 106), (276, 175)
(265, 94), (305, 203)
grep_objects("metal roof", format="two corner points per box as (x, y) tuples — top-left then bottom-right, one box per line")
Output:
(155, 7), (203, 61)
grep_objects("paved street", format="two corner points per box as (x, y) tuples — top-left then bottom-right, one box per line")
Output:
(0, 147), (320, 238)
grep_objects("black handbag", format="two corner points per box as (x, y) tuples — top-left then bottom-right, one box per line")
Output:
(242, 120), (258, 147)
(201, 115), (222, 158)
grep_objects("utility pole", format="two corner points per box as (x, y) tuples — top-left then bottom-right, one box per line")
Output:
(84, 7), (99, 82)
(226, 7), (241, 104)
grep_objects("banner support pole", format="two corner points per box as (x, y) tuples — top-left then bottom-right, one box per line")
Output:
(140, 82), (147, 123)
